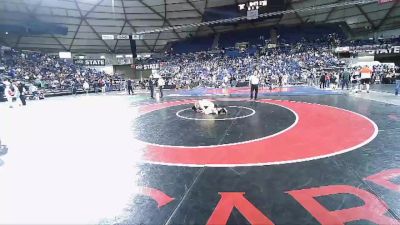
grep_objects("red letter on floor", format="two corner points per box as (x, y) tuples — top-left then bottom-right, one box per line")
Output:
(206, 192), (275, 225)
(287, 185), (399, 225)
(364, 169), (400, 192)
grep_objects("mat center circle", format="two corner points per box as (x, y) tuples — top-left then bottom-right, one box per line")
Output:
(176, 106), (255, 121)
(133, 101), (297, 147)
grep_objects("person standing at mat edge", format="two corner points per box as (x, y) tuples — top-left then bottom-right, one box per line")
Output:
(341, 69), (351, 90)
(158, 76), (165, 98)
(319, 73), (326, 89)
(359, 66), (372, 93)
(17, 81), (27, 106)
(249, 70), (260, 100)
(127, 79), (134, 95)
(395, 70), (400, 96)
(149, 76), (155, 99)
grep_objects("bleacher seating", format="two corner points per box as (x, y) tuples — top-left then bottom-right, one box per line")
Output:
(219, 26), (270, 48)
(171, 35), (215, 54)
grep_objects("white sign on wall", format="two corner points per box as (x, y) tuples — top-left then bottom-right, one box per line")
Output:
(59, 51), (72, 59)
(132, 34), (144, 40)
(101, 34), (114, 40)
(117, 34), (130, 40)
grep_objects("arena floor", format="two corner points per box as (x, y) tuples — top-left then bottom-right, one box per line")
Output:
(0, 87), (400, 225)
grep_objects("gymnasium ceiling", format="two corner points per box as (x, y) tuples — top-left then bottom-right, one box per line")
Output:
(0, 0), (399, 53)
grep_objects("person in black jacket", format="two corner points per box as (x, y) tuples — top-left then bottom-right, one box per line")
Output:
(127, 79), (134, 95)
(71, 80), (78, 95)
(0, 80), (5, 102)
(17, 81), (27, 106)
(319, 73), (326, 89)
(395, 67), (400, 96)
(149, 78), (155, 99)
(341, 69), (351, 90)
(93, 80), (98, 93)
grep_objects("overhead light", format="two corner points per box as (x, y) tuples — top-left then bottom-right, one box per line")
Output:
(78, 56), (85, 59)
(116, 55), (124, 58)
(100, 55), (106, 59)
(5, 32), (8, 35)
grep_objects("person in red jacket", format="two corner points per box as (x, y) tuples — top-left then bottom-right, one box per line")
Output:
(325, 73), (331, 88)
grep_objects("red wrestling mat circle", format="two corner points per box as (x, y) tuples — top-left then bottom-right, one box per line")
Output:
(135, 99), (378, 167)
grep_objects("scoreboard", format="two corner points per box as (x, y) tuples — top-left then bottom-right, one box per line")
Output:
(238, 0), (286, 18)
(238, 0), (268, 11)
(204, 0), (285, 22)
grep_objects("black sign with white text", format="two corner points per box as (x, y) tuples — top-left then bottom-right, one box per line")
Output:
(73, 59), (106, 66)
(135, 63), (160, 70)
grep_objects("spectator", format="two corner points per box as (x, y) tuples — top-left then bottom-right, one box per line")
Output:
(325, 73), (331, 89)
(83, 80), (90, 94)
(359, 66), (372, 93)
(341, 69), (351, 90)
(395, 72), (400, 96)
(127, 79), (133, 95)
(4, 81), (18, 108)
(320, 73), (326, 89)
(100, 79), (106, 93)
(158, 77), (165, 98)
(17, 81), (27, 106)
(149, 77), (155, 99)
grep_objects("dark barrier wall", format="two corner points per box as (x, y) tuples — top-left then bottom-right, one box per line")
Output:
(113, 65), (135, 79)
(113, 65), (152, 80)
(375, 54), (400, 66)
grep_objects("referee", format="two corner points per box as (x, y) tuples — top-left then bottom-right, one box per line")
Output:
(249, 71), (260, 100)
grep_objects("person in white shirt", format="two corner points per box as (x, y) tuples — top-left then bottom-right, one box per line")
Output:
(101, 79), (106, 93)
(158, 77), (165, 98)
(249, 71), (260, 100)
(83, 81), (90, 94)
(4, 81), (19, 108)
(223, 76), (229, 88)
(192, 99), (227, 115)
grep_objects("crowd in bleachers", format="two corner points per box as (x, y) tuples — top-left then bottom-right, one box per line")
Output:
(1, 24), (400, 102)
(157, 49), (340, 88)
(151, 26), (399, 89)
(155, 33), (343, 88)
(0, 48), (122, 101)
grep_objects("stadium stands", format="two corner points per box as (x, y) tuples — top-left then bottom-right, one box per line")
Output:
(0, 48), (122, 100)
(1, 24), (399, 99)
(171, 35), (215, 54)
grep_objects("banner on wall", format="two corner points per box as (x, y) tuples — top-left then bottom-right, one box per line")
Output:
(336, 46), (400, 55)
(73, 59), (106, 66)
(135, 63), (160, 70)
(374, 46), (400, 55)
